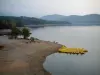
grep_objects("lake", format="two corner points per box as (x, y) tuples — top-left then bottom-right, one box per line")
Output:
(31, 26), (100, 75)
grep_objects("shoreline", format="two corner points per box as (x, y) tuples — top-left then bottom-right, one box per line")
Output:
(0, 36), (62, 75)
(29, 42), (62, 75)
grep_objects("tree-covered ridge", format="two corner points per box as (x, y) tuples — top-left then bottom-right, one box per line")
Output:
(0, 16), (70, 29)
(0, 16), (46, 29)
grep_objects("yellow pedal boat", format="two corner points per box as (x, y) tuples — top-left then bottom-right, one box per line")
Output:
(59, 45), (88, 54)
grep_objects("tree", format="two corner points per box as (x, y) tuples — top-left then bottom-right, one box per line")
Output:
(11, 25), (21, 39)
(22, 27), (31, 39)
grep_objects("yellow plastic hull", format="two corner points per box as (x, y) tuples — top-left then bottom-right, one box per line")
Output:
(58, 46), (88, 54)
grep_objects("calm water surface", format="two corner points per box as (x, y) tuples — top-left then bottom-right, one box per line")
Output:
(31, 26), (100, 75)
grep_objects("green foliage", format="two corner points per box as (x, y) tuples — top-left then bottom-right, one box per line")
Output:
(0, 16), (46, 28)
(30, 37), (34, 40)
(11, 25), (21, 39)
(34, 38), (39, 40)
(30, 37), (35, 42)
(22, 27), (31, 39)
(10, 26), (31, 39)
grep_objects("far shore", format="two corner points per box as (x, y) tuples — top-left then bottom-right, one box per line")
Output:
(0, 36), (62, 75)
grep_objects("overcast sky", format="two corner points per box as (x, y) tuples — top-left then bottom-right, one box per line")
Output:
(0, 0), (100, 17)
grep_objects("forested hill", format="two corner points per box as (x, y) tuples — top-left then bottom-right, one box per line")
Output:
(0, 16), (46, 29)
(41, 14), (100, 25)
(0, 16), (70, 29)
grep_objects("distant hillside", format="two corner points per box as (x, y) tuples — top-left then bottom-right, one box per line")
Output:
(41, 14), (66, 21)
(0, 16), (70, 29)
(41, 14), (100, 25)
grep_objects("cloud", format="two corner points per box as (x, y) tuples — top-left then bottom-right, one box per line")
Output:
(0, 0), (100, 17)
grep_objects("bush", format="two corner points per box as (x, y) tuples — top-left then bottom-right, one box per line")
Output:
(30, 37), (35, 41)
(34, 38), (39, 40)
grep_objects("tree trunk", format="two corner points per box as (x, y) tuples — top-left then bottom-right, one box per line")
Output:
(24, 36), (26, 39)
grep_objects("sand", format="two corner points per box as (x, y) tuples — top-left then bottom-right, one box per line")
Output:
(0, 36), (62, 75)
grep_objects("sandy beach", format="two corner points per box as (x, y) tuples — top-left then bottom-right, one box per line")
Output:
(0, 36), (62, 75)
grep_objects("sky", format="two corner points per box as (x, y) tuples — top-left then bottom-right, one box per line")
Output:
(0, 0), (100, 17)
